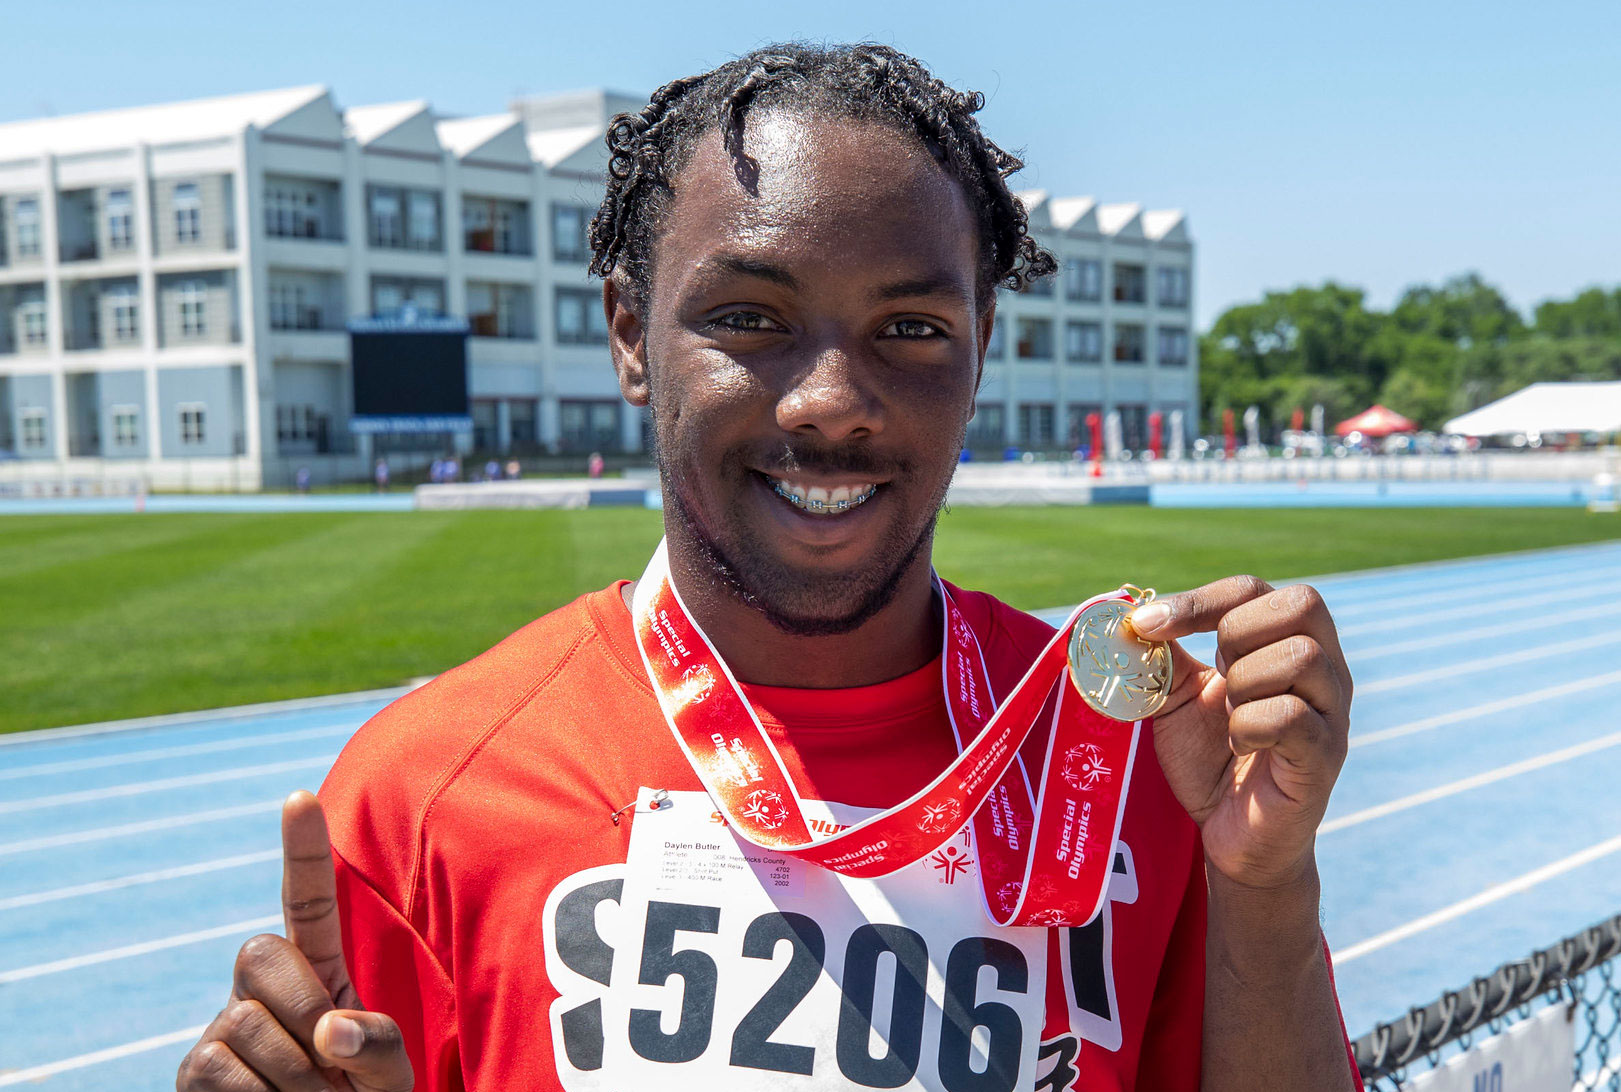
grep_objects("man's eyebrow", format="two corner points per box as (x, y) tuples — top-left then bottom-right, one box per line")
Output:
(871, 275), (969, 302)
(705, 255), (800, 289)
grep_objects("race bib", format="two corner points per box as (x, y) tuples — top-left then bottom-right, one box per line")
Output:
(582, 788), (1049, 1091)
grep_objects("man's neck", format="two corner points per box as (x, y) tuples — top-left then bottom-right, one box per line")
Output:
(623, 545), (942, 690)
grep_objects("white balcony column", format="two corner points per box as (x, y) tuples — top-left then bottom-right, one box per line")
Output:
(443, 156), (465, 319)
(133, 141), (162, 461)
(539, 391), (560, 451)
(39, 153), (69, 462)
(342, 139), (368, 317)
(235, 127), (265, 468)
(618, 400), (640, 453)
(496, 398), (512, 452)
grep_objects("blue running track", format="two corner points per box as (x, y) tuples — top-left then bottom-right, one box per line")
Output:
(4, 542), (1621, 1087)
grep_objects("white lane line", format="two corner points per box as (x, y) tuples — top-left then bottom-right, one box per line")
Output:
(1356, 630), (1621, 695)
(0, 914), (281, 984)
(1350, 669), (1621, 749)
(0, 755), (337, 815)
(1334, 832), (1621, 965)
(1322, 729), (1621, 833)
(1326, 559), (1621, 618)
(0, 799), (282, 858)
(0, 849), (280, 911)
(0, 684), (409, 746)
(0, 724), (354, 782)
(0, 1024), (209, 1087)
(1337, 580), (1621, 637)
(1345, 598), (1621, 661)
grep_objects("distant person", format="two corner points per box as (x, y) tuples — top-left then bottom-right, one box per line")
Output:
(586, 451), (605, 479)
(447, 456), (461, 482)
(484, 458), (501, 482)
(373, 458), (389, 492)
(504, 458), (521, 480)
(294, 466), (311, 494)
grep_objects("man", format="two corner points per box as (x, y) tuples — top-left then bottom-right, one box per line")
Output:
(179, 44), (1359, 1091)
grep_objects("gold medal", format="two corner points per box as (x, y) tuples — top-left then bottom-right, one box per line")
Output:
(1067, 587), (1173, 721)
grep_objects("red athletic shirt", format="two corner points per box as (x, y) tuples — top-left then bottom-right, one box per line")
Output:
(319, 582), (1337, 1090)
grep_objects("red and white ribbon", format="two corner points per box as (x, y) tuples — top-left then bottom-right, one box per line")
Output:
(631, 539), (1142, 928)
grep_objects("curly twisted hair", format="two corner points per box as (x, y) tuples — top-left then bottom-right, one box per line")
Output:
(588, 43), (1057, 305)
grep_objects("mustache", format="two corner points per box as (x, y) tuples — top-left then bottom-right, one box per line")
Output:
(742, 441), (912, 479)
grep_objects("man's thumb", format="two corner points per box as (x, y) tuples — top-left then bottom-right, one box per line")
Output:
(314, 1010), (413, 1089)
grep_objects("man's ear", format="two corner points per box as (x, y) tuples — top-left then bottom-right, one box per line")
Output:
(606, 276), (650, 406)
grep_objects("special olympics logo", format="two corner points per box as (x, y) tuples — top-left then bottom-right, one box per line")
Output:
(997, 880), (1024, 915)
(1026, 908), (1072, 927)
(1061, 743), (1113, 791)
(741, 789), (790, 830)
(677, 664), (716, 706)
(917, 798), (963, 835)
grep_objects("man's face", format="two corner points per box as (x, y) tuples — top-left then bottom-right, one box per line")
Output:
(609, 110), (990, 634)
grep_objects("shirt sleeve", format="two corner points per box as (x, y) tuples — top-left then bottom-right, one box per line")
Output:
(1133, 835), (1206, 1091)
(333, 847), (464, 1092)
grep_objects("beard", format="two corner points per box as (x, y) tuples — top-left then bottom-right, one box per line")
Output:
(653, 409), (955, 638)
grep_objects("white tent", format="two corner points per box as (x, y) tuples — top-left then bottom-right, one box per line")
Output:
(1443, 381), (1621, 437)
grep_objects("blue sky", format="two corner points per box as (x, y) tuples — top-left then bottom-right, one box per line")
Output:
(9, 0), (1617, 328)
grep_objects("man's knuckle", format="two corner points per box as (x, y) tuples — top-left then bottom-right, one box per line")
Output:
(1233, 574), (1270, 599)
(237, 933), (287, 968)
(1284, 634), (1325, 671)
(189, 1040), (238, 1084)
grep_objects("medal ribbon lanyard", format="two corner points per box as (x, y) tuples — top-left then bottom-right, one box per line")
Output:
(631, 538), (1142, 928)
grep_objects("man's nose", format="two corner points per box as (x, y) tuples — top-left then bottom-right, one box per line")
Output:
(775, 341), (884, 442)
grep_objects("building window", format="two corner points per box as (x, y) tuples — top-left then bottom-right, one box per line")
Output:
(112, 405), (140, 447)
(1015, 317), (1053, 360)
(1065, 320), (1102, 363)
(559, 399), (621, 452)
(407, 192), (439, 250)
(111, 288), (139, 341)
(555, 287), (607, 344)
(370, 189), (402, 248)
(267, 185), (324, 239)
(276, 404), (317, 443)
(509, 398), (538, 448)
(1024, 274), (1054, 298)
(1118, 404), (1148, 451)
(967, 403), (1005, 449)
(1018, 403), (1056, 447)
(986, 317), (1005, 358)
(551, 203), (590, 262)
(15, 198), (40, 257)
(1066, 403), (1102, 448)
(1157, 325), (1189, 366)
(173, 183), (201, 243)
(1114, 323), (1145, 363)
(21, 299), (47, 345)
(1112, 263), (1146, 304)
(178, 280), (208, 337)
(1156, 267), (1190, 308)
(270, 283), (322, 330)
(179, 403), (207, 445)
(20, 408), (46, 449)
(371, 278), (443, 316)
(1066, 258), (1102, 302)
(106, 189), (134, 251)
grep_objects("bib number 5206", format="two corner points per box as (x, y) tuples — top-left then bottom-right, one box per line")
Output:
(629, 899), (1029, 1092)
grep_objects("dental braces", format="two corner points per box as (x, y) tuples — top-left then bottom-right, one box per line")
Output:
(770, 480), (878, 512)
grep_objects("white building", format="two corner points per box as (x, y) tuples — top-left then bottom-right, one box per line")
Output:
(975, 193), (1198, 454)
(0, 86), (1195, 489)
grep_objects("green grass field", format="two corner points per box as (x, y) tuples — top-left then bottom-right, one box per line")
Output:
(5, 506), (1618, 734)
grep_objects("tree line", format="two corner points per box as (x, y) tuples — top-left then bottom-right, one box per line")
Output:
(1198, 275), (1621, 433)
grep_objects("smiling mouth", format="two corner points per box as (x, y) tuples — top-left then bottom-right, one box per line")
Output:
(764, 473), (881, 515)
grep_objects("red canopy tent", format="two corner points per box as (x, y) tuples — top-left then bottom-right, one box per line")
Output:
(1334, 404), (1417, 438)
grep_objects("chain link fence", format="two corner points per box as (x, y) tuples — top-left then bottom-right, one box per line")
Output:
(1353, 914), (1621, 1089)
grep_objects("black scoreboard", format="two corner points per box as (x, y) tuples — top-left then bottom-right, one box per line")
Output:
(348, 310), (471, 433)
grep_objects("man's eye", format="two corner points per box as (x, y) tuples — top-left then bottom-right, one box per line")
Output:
(709, 311), (784, 333)
(882, 319), (946, 339)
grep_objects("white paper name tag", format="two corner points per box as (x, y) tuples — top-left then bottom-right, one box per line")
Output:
(598, 788), (1049, 1091)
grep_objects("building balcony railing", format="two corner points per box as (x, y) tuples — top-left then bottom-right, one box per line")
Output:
(464, 229), (530, 256)
(62, 241), (99, 263)
(271, 307), (339, 332)
(69, 433), (101, 457)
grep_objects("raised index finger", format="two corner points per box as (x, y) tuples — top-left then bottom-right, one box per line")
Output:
(1127, 574), (1274, 642)
(281, 790), (349, 995)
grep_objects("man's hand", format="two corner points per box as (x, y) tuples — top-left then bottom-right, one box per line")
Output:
(177, 791), (413, 1091)
(1129, 575), (1352, 891)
